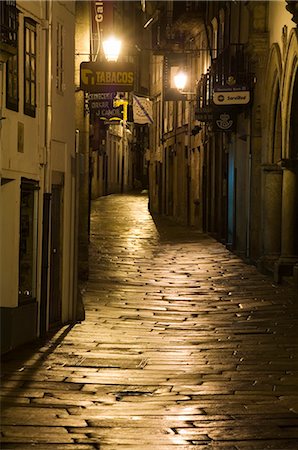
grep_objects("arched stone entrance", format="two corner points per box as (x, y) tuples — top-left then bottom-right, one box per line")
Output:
(275, 30), (298, 282)
(260, 45), (283, 273)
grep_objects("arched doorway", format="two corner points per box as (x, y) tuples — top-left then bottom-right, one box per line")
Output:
(260, 44), (283, 274)
(275, 30), (298, 281)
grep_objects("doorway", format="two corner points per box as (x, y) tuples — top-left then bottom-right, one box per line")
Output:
(49, 184), (63, 328)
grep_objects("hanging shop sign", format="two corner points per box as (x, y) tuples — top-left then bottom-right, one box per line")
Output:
(88, 92), (122, 121)
(213, 90), (250, 105)
(213, 111), (236, 132)
(90, 1), (113, 61)
(80, 62), (135, 93)
(213, 82), (250, 106)
(195, 111), (213, 122)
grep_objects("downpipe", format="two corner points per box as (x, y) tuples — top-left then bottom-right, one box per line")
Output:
(40, 0), (53, 336)
(246, 113), (252, 259)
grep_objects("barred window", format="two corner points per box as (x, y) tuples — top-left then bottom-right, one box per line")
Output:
(6, 53), (18, 111)
(24, 18), (36, 117)
(0, 0), (18, 48)
(56, 22), (64, 93)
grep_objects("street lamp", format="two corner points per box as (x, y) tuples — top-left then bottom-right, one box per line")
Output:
(101, 35), (128, 191)
(102, 36), (122, 62)
(173, 70), (188, 91)
(173, 69), (196, 96)
(113, 95), (128, 193)
(173, 68), (200, 161)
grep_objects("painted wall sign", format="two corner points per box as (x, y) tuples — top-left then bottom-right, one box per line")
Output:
(213, 90), (250, 105)
(80, 62), (135, 92)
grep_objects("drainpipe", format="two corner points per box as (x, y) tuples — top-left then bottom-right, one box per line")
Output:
(73, 129), (85, 321)
(40, 0), (52, 336)
(246, 110), (252, 259)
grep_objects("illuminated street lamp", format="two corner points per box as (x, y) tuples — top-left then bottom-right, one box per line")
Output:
(173, 70), (188, 91)
(173, 68), (196, 96)
(173, 68), (199, 152)
(102, 35), (128, 192)
(102, 36), (122, 62)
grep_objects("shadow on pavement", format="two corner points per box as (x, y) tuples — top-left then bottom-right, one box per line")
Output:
(1, 323), (75, 411)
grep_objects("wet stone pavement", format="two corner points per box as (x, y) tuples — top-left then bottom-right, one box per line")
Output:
(1, 193), (298, 450)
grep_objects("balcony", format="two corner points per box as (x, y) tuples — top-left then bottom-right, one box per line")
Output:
(0, 0), (18, 62)
(151, 1), (205, 54)
(195, 44), (255, 123)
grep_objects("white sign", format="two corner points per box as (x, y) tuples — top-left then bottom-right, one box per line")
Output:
(213, 91), (250, 105)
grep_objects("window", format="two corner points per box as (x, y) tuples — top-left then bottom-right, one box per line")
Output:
(218, 9), (225, 53)
(19, 179), (39, 304)
(6, 53), (18, 111)
(177, 100), (182, 127)
(211, 17), (218, 59)
(56, 22), (64, 93)
(24, 18), (36, 117)
(0, 0), (18, 49)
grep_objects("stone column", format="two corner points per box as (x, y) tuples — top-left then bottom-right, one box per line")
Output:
(274, 161), (298, 281)
(258, 164), (282, 273)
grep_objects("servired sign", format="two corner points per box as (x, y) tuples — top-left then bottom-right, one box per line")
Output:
(213, 90), (250, 105)
(80, 61), (135, 93)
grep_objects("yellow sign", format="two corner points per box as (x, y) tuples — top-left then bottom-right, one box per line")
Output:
(80, 62), (135, 92)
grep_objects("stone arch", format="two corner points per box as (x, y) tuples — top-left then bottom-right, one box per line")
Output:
(260, 43), (283, 271)
(289, 72), (298, 160)
(264, 43), (283, 164)
(275, 28), (298, 278)
(281, 28), (298, 160)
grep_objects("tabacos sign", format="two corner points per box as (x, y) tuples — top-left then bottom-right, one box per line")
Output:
(80, 62), (135, 93)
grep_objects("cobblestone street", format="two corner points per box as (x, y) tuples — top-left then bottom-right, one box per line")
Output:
(1, 193), (298, 449)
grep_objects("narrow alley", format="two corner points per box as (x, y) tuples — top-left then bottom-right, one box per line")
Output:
(1, 193), (298, 449)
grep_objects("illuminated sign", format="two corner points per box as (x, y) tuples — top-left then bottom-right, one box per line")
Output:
(213, 91), (250, 105)
(88, 92), (122, 121)
(90, 1), (114, 61)
(94, 1), (104, 23)
(80, 62), (135, 92)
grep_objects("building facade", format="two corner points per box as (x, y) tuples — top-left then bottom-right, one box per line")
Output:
(0, 0), (79, 353)
(79, 0), (150, 203)
(147, 0), (298, 284)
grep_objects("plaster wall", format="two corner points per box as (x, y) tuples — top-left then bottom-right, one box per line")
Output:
(2, 5), (44, 179)
(50, 1), (76, 324)
(17, 1), (45, 20)
(52, 2), (75, 151)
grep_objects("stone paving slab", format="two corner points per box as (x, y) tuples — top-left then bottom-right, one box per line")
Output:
(1, 193), (298, 449)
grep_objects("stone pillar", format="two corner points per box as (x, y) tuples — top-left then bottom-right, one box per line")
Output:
(258, 164), (282, 273)
(246, 2), (269, 261)
(274, 161), (298, 281)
